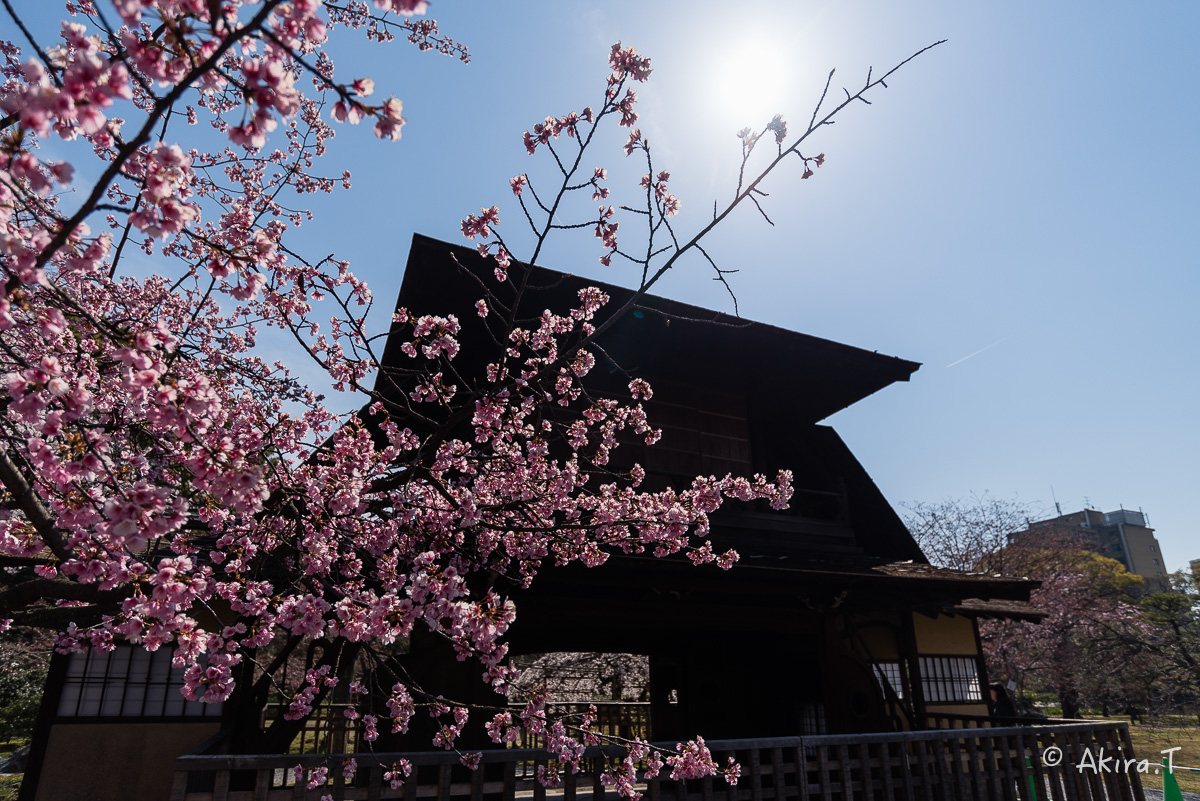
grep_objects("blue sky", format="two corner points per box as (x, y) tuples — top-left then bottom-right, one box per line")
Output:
(324, 1), (1200, 571)
(17, 1), (1200, 570)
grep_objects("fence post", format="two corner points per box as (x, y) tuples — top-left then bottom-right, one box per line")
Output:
(1163, 758), (1184, 801)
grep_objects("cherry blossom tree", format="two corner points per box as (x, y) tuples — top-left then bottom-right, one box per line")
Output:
(905, 496), (1158, 718)
(981, 554), (1150, 719)
(1, 0), (942, 792)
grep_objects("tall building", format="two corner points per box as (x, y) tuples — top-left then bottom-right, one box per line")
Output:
(1012, 507), (1167, 588)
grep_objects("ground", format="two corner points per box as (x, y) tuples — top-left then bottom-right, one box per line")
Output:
(1125, 720), (1200, 796)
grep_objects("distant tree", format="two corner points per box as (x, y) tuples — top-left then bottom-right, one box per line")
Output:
(1137, 571), (1200, 717)
(981, 551), (1150, 719)
(512, 653), (648, 703)
(902, 494), (1039, 573)
(0, 629), (50, 743)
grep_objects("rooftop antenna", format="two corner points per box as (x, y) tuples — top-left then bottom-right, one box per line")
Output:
(1050, 485), (1062, 517)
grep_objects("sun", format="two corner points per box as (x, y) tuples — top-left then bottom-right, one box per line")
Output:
(710, 37), (797, 136)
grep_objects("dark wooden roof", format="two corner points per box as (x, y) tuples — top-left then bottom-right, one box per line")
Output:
(381, 235), (920, 424)
(379, 235), (1039, 618)
(952, 597), (1047, 621)
(654, 556), (1040, 604)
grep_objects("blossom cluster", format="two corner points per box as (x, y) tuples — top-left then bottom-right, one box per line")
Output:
(0, 3), (816, 790)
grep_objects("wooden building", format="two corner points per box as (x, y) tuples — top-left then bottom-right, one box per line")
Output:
(23, 234), (1073, 801)
(383, 235), (1043, 746)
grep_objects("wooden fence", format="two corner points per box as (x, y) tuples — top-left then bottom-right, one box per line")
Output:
(262, 703), (362, 755)
(172, 720), (1144, 801)
(509, 702), (651, 753)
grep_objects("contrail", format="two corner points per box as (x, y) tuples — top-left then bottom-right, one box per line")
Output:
(946, 337), (1008, 368)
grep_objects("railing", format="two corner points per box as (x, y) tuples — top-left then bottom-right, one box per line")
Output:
(797, 723), (1143, 801)
(172, 720), (1144, 801)
(924, 712), (1063, 730)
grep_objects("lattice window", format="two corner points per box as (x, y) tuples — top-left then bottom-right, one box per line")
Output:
(56, 645), (222, 718)
(873, 661), (905, 700)
(918, 655), (983, 704)
(641, 395), (752, 480)
(607, 382), (752, 491)
(800, 701), (826, 736)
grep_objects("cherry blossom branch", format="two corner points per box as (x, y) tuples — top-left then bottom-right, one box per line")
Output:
(0, 449), (74, 562)
(32, 1), (287, 273)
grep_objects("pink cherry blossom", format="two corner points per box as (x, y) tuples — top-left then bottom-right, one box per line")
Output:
(0, 2), (934, 776)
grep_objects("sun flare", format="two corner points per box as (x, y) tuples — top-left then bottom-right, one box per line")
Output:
(711, 37), (796, 135)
